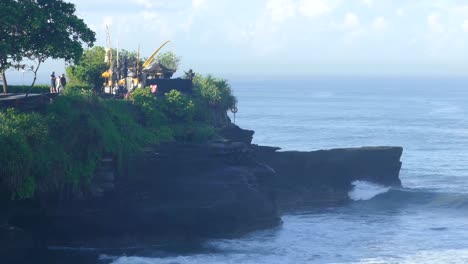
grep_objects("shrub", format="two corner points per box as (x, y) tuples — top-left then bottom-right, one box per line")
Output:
(62, 84), (93, 96)
(0, 94), (156, 199)
(47, 94), (153, 186)
(7, 85), (49, 94)
(129, 88), (168, 128)
(0, 109), (48, 199)
(163, 90), (194, 122)
(191, 75), (237, 127)
(0, 73), (237, 200)
(193, 74), (237, 111)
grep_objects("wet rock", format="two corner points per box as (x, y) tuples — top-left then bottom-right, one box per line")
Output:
(252, 145), (403, 211)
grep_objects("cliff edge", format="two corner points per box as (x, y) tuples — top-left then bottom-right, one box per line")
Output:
(1, 128), (403, 252)
(252, 145), (403, 211)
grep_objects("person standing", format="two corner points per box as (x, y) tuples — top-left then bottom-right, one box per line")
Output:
(50, 71), (56, 93)
(55, 75), (62, 93)
(60, 74), (67, 92)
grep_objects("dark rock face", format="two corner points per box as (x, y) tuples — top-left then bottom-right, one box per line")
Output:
(219, 124), (255, 144)
(252, 145), (403, 211)
(3, 131), (403, 249)
(41, 142), (279, 247)
(0, 225), (34, 262)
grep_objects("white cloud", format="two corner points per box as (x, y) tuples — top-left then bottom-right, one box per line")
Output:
(266, 0), (297, 23)
(372, 17), (388, 32)
(425, 13), (451, 57)
(427, 13), (444, 33)
(298, 0), (332, 18)
(226, 1), (289, 56)
(131, 0), (154, 8)
(102, 16), (113, 29)
(142, 11), (157, 21)
(265, 0), (336, 23)
(343, 12), (360, 30)
(462, 20), (468, 32)
(332, 12), (363, 44)
(343, 29), (365, 44)
(138, 11), (175, 39)
(408, 37), (418, 46)
(396, 8), (404, 16)
(192, 0), (206, 9)
(228, 21), (284, 56)
(362, 0), (373, 6)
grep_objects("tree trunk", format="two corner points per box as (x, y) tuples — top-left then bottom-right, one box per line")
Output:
(1, 71), (7, 94)
(30, 71), (37, 87)
(26, 58), (42, 97)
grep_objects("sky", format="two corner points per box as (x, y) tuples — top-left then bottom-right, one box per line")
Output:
(6, 0), (468, 84)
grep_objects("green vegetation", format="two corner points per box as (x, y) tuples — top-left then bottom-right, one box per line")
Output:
(0, 1), (238, 203)
(66, 46), (108, 90)
(0, 94), (152, 200)
(191, 74), (237, 126)
(6, 85), (50, 94)
(5, 84), (93, 94)
(66, 47), (142, 90)
(0, 75), (236, 200)
(157, 51), (181, 71)
(0, 109), (47, 199)
(0, 0), (95, 93)
(65, 47), (181, 87)
(193, 74), (237, 111)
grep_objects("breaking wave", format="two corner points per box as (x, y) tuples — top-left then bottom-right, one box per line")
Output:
(348, 181), (391, 201)
(348, 182), (468, 211)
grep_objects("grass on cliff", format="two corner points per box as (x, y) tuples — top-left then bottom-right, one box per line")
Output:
(5, 84), (97, 94)
(0, 75), (236, 200)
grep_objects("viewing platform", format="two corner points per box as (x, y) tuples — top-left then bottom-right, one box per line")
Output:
(0, 93), (58, 110)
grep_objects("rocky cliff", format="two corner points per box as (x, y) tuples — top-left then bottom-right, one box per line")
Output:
(252, 145), (403, 211)
(1, 133), (403, 252)
(16, 142), (279, 248)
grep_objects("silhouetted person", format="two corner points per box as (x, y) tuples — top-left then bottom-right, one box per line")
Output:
(60, 74), (67, 90)
(50, 71), (56, 93)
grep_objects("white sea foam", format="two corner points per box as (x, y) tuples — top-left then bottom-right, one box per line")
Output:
(349, 249), (468, 264)
(348, 180), (390, 201)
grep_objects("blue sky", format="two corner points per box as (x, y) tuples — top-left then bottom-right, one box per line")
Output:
(6, 0), (468, 84)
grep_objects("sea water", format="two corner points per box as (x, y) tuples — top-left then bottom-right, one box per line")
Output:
(55, 77), (468, 263)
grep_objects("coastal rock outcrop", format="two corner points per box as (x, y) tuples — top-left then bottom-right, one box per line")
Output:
(41, 142), (279, 247)
(3, 135), (403, 249)
(219, 124), (255, 144)
(252, 145), (403, 210)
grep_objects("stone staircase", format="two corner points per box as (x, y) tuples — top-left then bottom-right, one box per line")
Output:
(89, 157), (115, 198)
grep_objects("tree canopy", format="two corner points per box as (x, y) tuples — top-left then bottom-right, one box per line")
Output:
(157, 51), (181, 71)
(193, 74), (237, 111)
(66, 46), (108, 89)
(0, 0), (96, 93)
(0, 0), (23, 72)
(66, 46), (143, 89)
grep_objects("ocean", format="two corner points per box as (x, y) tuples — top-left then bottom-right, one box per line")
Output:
(45, 77), (468, 263)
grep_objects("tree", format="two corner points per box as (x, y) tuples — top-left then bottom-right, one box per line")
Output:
(0, 0), (23, 93)
(157, 51), (181, 72)
(0, 0), (96, 94)
(66, 46), (108, 89)
(193, 74), (237, 111)
(66, 47), (143, 90)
